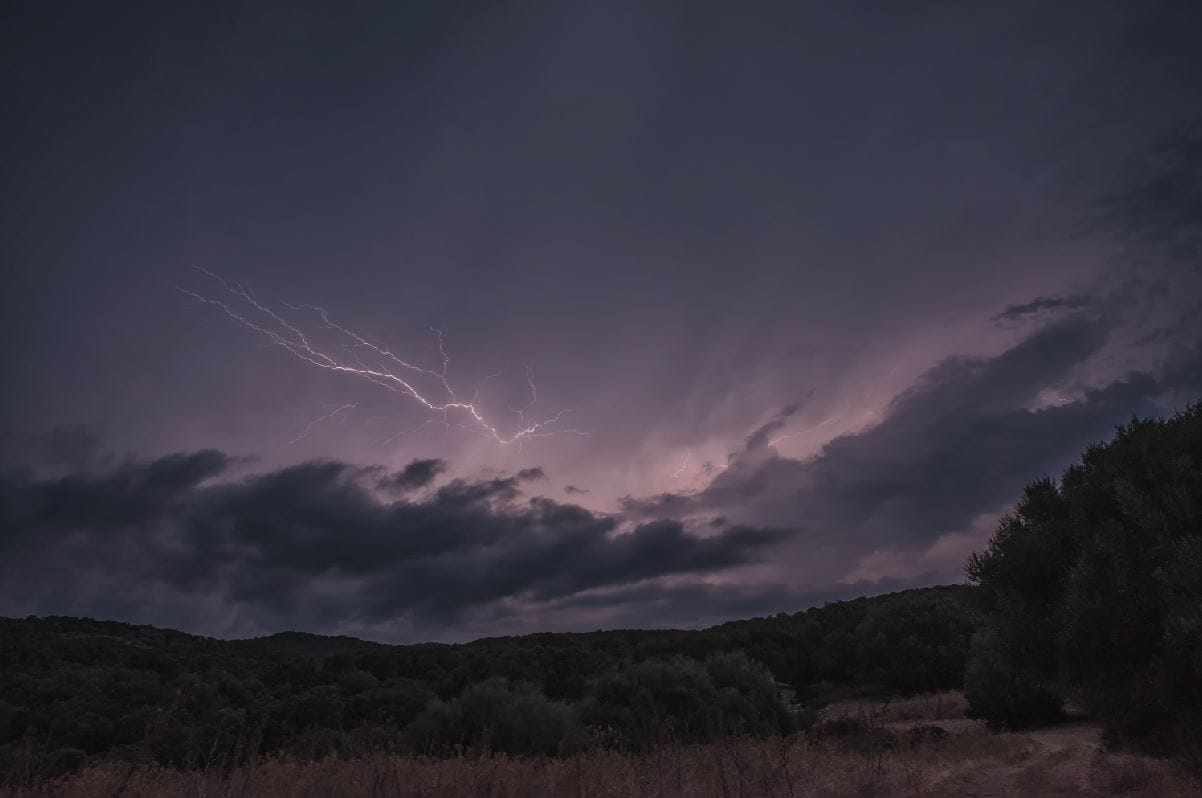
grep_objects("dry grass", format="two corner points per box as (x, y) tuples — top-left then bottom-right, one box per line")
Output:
(3, 726), (1196, 798)
(824, 690), (970, 723)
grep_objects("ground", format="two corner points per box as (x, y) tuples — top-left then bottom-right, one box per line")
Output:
(4, 695), (1196, 797)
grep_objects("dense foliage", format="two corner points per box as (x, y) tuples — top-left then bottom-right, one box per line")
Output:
(966, 404), (1202, 760)
(577, 653), (790, 749)
(0, 585), (976, 779)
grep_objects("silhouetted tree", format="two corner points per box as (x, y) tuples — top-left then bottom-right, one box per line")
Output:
(966, 405), (1202, 759)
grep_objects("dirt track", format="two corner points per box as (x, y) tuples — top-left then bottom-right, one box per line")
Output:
(957, 725), (1102, 797)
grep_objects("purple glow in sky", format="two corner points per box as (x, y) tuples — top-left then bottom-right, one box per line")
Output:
(2, 1), (1200, 642)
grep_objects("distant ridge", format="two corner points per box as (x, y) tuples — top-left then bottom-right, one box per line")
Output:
(1, 584), (973, 654)
(1, 585), (978, 773)
(234, 630), (385, 657)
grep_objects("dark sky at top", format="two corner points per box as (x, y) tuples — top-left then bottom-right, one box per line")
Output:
(2, 1), (1200, 642)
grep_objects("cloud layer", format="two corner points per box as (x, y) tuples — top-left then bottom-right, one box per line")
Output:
(622, 315), (1197, 597)
(3, 311), (1196, 641)
(0, 449), (788, 639)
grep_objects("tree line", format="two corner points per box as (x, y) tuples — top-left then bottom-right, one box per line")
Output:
(0, 585), (974, 778)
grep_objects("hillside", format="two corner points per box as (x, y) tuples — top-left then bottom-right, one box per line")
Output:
(0, 585), (977, 778)
(233, 631), (386, 658)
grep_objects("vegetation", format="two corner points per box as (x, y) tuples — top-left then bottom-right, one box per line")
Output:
(0, 585), (975, 781)
(3, 725), (1197, 798)
(966, 404), (1202, 761)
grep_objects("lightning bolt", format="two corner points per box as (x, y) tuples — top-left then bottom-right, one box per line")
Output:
(508, 365), (539, 431)
(374, 418), (439, 448)
(672, 454), (690, 478)
(177, 268), (587, 446)
(761, 415), (842, 453)
(290, 403), (356, 445)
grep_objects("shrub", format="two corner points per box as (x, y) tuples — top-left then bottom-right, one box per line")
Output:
(406, 678), (581, 756)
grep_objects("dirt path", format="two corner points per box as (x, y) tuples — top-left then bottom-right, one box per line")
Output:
(1024, 724), (1103, 753)
(958, 724), (1103, 797)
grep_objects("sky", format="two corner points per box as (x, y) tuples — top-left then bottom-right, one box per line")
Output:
(2, 1), (1201, 643)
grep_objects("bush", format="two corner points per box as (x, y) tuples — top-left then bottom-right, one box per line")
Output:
(579, 657), (722, 749)
(577, 653), (789, 750)
(963, 629), (1062, 730)
(905, 723), (950, 745)
(406, 679), (581, 756)
(852, 590), (978, 693)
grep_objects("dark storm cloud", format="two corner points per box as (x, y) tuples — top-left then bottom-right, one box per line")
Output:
(741, 403), (802, 454)
(0, 449), (231, 535)
(0, 452), (788, 635)
(41, 426), (104, 468)
(352, 517), (789, 622)
(991, 294), (1093, 322)
(1095, 122), (1202, 262)
(545, 575), (942, 632)
(432, 474), (528, 507)
(563, 484), (589, 495)
(376, 458), (446, 492)
(618, 490), (698, 522)
(629, 316), (1197, 565)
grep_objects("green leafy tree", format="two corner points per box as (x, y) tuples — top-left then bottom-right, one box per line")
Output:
(853, 589), (979, 693)
(966, 405), (1202, 757)
(406, 678), (580, 756)
(964, 479), (1074, 728)
(579, 657), (722, 749)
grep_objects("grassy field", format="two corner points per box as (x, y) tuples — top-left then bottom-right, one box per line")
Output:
(822, 689), (970, 723)
(4, 691), (1194, 797)
(3, 722), (1196, 798)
